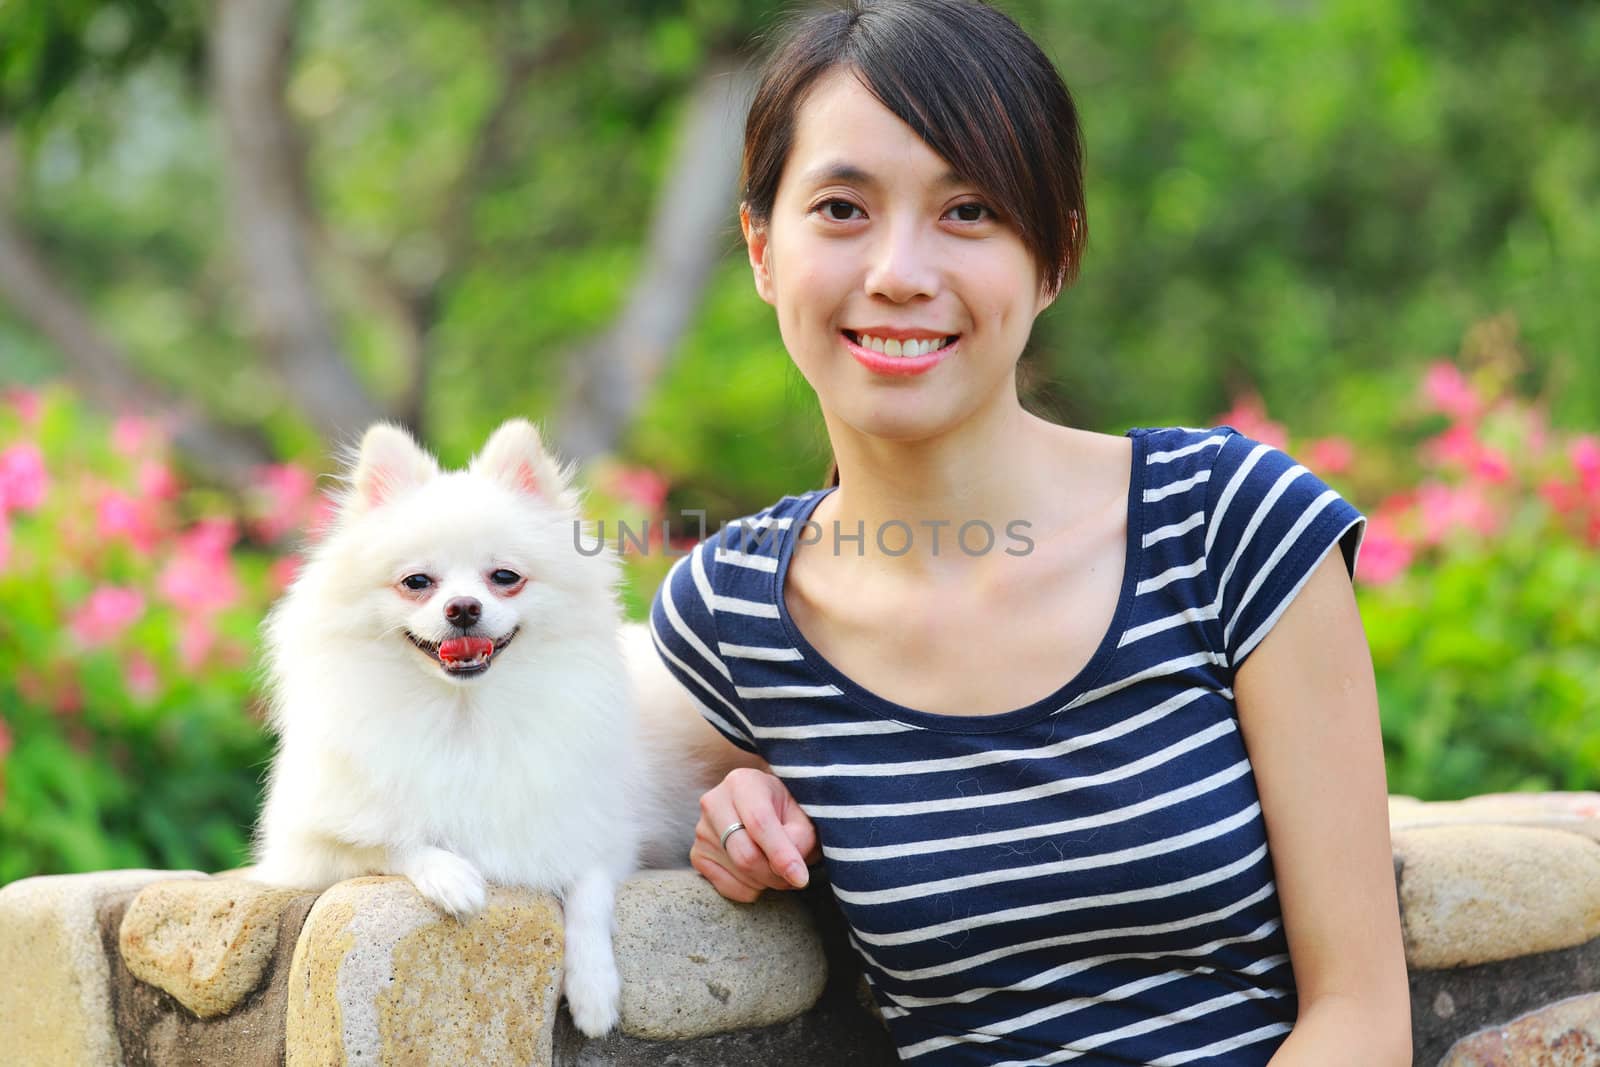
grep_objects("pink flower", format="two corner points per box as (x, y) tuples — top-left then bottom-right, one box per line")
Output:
(70, 586), (146, 646)
(1356, 516), (1413, 585)
(0, 715), (12, 761)
(1540, 477), (1582, 517)
(1421, 424), (1480, 470)
(112, 415), (165, 458)
(5, 389), (41, 425)
(97, 490), (161, 553)
(1471, 447), (1513, 485)
(159, 553), (241, 617)
(1417, 482), (1500, 544)
(268, 553), (302, 593)
(251, 463), (318, 542)
(178, 617), (216, 670)
(1420, 362), (1482, 422)
(1215, 393), (1288, 451)
(605, 466), (671, 514)
(137, 460), (180, 501)
(1571, 435), (1600, 494)
(0, 443), (48, 513)
(1304, 437), (1354, 477)
(158, 519), (241, 615)
(123, 654), (161, 703)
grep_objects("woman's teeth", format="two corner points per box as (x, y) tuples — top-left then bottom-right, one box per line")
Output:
(853, 333), (953, 357)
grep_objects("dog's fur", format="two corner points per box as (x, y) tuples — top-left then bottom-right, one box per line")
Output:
(251, 419), (714, 1035)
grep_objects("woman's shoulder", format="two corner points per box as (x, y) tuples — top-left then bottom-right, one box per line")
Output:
(663, 488), (832, 598)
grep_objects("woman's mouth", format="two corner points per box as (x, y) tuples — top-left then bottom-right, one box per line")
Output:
(841, 330), (959, 376)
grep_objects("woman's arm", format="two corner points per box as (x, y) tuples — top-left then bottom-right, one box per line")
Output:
(1233, 553), (1413, 1066)
(624, 620), (818, 898)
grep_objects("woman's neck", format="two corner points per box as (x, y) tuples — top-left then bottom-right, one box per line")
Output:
(816, 399), (1105, 578)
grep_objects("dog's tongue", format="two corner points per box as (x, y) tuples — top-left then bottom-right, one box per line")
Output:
(438, 636), (494, 665)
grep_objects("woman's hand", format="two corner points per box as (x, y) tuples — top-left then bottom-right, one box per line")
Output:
(691, 767), (820, 903)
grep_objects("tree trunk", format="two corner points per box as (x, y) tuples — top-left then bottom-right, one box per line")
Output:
(553, 61), (755, 464)
(210, 0), (384, 442)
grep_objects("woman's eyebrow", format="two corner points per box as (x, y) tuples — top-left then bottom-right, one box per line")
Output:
(798, 161), (967, 190)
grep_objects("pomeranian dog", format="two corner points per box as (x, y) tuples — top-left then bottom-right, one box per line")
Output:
(251, 419), (716, 1036)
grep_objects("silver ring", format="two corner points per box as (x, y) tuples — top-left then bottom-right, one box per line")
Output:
(719, 821), (747, 850)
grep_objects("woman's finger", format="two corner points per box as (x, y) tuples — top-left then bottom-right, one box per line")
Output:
(697, 787), (789, 891)
(690, 849), (763, 903)
(727, 775), (810, 888)
(780, 803), (821, 867)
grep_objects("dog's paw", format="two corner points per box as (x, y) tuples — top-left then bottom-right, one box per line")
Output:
(564, 957), (622, 1038)
(403, 847), (487, 921)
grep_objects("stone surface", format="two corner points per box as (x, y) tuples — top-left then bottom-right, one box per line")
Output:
(1438, 991), (1600, 1065)
(107, 886), (320, 1067)
(557, 875), (895, 1064)
(285, 876), (564, 1066)
(118, 876), (306, 1018)
(612, 869), (827, 1041)
(1391, 792), (1600, 843)
(1393, 825), (1600, 969)
(0, 869), (204, 1066)
(1408, 934), (1600, 1065)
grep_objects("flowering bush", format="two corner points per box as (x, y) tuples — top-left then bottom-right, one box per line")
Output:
(1222, 326), (1600, 800)
(0, 388), (321, 883)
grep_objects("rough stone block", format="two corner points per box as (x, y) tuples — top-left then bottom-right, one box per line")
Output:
(285, 876), (564, 1066)
(0, 869), (204, 1065)
(1438, 991), (1600, 1065)
(1394, 824), (1600, 969)
(119, 877), (307, 1018)
(1391, 791), (1600, 843)
(613, 869), (827, 1041)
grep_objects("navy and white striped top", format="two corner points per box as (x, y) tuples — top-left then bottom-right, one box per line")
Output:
(650, 427), (1365, 1066)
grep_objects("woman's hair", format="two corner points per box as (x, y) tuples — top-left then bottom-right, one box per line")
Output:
(742, 0), (1087, 295)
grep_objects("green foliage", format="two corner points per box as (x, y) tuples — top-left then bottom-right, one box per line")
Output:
(1364, 531), (1600, 799)
(0, 0), (204, 123)
(0, 391), (278, 882)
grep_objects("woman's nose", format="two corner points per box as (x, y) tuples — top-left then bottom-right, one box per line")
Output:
(864, 222), (939, 303)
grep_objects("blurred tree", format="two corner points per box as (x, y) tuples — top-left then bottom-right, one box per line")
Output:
(0, 0), (1595, 516)
(0, 0), (763, 483)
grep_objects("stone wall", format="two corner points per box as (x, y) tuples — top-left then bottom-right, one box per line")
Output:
(1, 791), (1597, 1065)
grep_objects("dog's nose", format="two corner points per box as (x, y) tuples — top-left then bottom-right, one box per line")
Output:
(444, 596), (482, 629)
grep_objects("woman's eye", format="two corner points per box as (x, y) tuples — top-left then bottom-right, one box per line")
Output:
(817, 199), (863, 221)
(490, 569), (522, 587)
(401, 574), (432, 591)
(948, 202), (993, 223)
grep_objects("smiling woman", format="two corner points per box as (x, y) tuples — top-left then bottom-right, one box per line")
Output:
(644, 1), (1412, 1065)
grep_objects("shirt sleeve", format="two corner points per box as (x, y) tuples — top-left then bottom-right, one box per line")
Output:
(1203, 431), (1366, 671)
(648, 538), (760, 754)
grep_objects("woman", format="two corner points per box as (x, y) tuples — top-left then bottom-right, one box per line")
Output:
(647, 1), (1411, 1062)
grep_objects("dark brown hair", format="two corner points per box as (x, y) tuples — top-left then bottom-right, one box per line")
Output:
(742, 0), (1087, 294)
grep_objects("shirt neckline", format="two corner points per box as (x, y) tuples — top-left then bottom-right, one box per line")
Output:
(769, 429), (1149, 734)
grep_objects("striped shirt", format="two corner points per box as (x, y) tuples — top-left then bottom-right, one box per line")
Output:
(650, 427), (1365, 1066)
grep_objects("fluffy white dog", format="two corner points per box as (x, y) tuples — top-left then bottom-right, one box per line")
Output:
(252, 419), (715, 1036)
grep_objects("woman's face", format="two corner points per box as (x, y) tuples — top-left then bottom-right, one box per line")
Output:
(744, 68), (1054, 445)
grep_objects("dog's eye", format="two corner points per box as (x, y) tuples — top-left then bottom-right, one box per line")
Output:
(489, 569), (522, 587)
(400, 574), (433, 591)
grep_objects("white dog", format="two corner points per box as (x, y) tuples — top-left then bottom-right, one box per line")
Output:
(251, 419), (717, 1036)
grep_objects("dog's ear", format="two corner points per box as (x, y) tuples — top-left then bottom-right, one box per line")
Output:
(471, 419), (570, 502)
(349, 423), (439, 512)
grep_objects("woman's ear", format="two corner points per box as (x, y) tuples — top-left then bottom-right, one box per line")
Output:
(740, 204), (776, 306)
